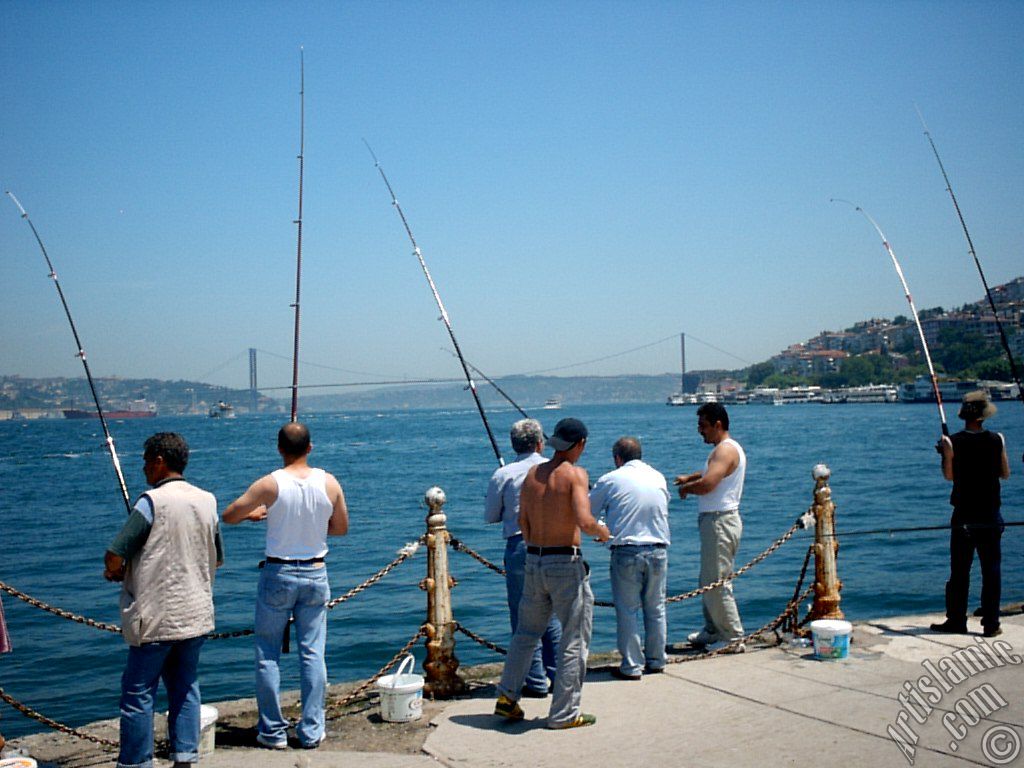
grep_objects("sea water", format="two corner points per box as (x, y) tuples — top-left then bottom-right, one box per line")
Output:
(0, 402), (1021, 738)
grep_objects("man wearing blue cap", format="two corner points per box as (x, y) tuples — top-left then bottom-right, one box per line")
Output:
(494, 417), (611, 730)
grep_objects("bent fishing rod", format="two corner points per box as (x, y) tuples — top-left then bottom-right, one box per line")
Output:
(6, 191), (133, 515)
(289, 48), (305, 422)
(364, 141), (504, 466)
(442, 348), (550, 439)
(914, 106), (1024, 411)
(831, 199), (949, 437)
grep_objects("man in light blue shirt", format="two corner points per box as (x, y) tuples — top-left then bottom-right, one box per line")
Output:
(484, 418), (561, 697)
(589, 436), (670, 679)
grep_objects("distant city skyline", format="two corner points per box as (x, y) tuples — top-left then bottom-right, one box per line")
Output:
(3, 2), (1022, 396)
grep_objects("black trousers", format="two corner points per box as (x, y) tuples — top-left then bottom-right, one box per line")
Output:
(944, 510), (1003, 631)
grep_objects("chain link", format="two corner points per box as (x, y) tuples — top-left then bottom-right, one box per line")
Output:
(325, 627), (426, 718)
(454, 622), (507, 655)
(0, 580), (122, 633)
(327, 539), (422, 609)
(448, 537), (505, 575)
(665, 518), (802, 604)
(0, 685), (118, 749)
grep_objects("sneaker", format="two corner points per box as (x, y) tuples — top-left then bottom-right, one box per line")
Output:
(610, 668), (642, 681)
(521, 686), (548, 699)
(643, 664), (665, 674)
(548, 713), (597, 730)
(706, 639), (746, 654)
(687, 629), (719, 646)
(929, 621), (968, 634)
(300, 733), (327, 749)
(256, 733), (288, 750)
(983, 626), (1003, 638)
(494, 694), (524, 721)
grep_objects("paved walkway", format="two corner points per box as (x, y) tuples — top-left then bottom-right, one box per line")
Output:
(9, 611), (1023, 767)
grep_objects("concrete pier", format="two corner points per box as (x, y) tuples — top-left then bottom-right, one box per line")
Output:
(9, 609), (1022, 767)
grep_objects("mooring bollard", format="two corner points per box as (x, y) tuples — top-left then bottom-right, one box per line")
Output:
(419, 486), (466, 698)
(809, 464), (844, 621)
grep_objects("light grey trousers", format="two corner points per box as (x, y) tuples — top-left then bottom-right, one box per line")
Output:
(698, 510), (744, 640)
(497, 554), (593, 727)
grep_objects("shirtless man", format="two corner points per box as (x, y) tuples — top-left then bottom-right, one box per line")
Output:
(494, 417), (610, 729)
(675, 402), (747, 652)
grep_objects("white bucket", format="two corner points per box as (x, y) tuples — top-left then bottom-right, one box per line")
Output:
(0, 758), (38, 768)
(199, 704), (218, 755)
(163, 703), (217, 755)
(376, 654), (424, 723)
(810, 619), (852, 660)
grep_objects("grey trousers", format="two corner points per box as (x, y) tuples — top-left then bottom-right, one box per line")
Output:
(698, 510), (744, 640)
(497, 554), (593, 726)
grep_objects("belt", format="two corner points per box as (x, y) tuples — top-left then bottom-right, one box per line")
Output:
(526, 545), (581, 556)
(264, 556), (325, 566)
(610, 542), (668, 549)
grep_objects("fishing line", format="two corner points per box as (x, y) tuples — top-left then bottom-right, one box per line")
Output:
(363, 141), (505, 466)
(289, 48), (305, 422)
(6, 191), (133, 515)
(820, 520), (1022, 539)
(831, 199), (949, 437)
(914, 106), (1024, 421)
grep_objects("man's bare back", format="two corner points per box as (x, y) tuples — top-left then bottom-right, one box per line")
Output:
(520, 456), (609, 546)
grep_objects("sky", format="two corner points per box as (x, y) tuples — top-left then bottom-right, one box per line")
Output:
(2, 1), (1022, 394)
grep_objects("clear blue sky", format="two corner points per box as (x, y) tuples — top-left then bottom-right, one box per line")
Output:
(2, 1), (1022, 393)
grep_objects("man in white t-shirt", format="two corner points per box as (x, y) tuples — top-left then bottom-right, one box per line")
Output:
(674, 403), (746, 652)
(224, 422), (349, 750)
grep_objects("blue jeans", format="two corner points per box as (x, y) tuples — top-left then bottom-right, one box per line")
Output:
(255, 563), (330, 747)
(610, 545), (668, 675)
(498, 554), (593, 727)
(118, 635), (205, 768)
(504, 535), (561, 692)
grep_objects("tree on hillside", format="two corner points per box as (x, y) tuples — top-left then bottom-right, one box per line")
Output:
(745, 361), (776, 387)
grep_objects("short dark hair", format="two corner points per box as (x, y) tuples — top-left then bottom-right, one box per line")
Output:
(613, 436), (642, 463)
(278, 422), (311, 457)
(696, 402), (729, 430)
(144, 432), (189, 473)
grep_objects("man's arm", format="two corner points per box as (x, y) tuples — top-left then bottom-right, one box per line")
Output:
(222, 475), (278, 524)
(325, 473), (349, 536)
(483, 470), (504, 524)
(938, 435), (954, 481)
(573, 468), (610, 541)
(998, 433), (1010, 480)
(675, 444), (738, 498)
(104, 497), (153, 581)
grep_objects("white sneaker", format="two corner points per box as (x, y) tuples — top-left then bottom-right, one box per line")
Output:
(706, 639), (746, 654)
(256, 733), (288, 750)
(687, 629), (719, 646)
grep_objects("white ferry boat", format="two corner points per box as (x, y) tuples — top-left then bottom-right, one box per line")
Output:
(542, 397), (562, 410)
(666, 393), (697, 406)
(821, 384), (899, 404)
(209, 401), (236, 418)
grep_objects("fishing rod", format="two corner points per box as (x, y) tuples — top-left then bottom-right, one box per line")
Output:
(914, 106), (1024, 412)
(6, 191), (133, 515)
(289, 48), (305, 422)
(441, 348), (551, 439)
(831, 199), (949, 437)
(364, 141), (505, 466)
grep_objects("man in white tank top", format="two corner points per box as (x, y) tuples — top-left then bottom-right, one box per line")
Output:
(223, 422), (349, 750)
(674, 403), (746, 652)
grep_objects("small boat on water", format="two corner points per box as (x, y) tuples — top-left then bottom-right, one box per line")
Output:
(666, 393), (697, 406)
(543, 397), (562, 410)
(208, 401), (236, 418)
(63, 399), (157, 419)
(821, 384), (899, 404)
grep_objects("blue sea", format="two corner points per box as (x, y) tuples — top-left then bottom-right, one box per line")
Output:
(1, 402), (1022, 739)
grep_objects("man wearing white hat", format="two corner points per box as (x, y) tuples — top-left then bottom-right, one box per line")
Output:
(932, 391), (1011, 638)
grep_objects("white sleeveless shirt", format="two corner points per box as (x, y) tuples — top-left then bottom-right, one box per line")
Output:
(265, 467), (333, 559)
(697, 437), (746, 514)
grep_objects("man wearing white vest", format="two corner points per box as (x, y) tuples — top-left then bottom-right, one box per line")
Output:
(674, 402), (747, 652)
(104, 432), (223, 768)
(223, 422), (348, 750)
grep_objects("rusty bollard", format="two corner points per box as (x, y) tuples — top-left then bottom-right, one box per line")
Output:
(808, 464), (843, 621)
(420, 487), (465, 698)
